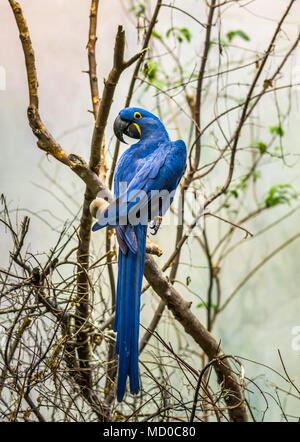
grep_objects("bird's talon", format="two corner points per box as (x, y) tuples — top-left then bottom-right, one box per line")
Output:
(150, 216), (162, 235)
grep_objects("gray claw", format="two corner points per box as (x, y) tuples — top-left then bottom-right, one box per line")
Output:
(149, 216), (162, 235)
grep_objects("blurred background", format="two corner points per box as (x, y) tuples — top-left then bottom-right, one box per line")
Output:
(1, 0), (300, 421)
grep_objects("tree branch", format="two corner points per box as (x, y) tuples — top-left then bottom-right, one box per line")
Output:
(144, 254), (248, 422)
(87, 0), (100, 117)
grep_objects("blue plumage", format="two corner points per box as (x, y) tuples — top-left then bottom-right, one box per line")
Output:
(92, 107), (186, 401)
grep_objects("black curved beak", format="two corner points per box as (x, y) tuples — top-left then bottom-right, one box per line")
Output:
(113, 114), (141, 144)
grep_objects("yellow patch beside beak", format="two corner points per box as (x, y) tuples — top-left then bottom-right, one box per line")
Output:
(132, 122), (141, 137)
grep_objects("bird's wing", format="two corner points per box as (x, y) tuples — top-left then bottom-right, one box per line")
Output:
(95, 143), (170, 226)
(94, 139), (186, 228)
(124, 139), (187, 220)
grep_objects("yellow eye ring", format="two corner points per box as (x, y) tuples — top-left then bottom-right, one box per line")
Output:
(134, 111), (142, 120)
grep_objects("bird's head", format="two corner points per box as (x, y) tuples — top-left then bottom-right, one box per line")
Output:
(113, 107), (168, 144)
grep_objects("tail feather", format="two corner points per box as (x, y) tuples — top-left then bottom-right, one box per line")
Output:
(129, 226), (146, 394)
(114, 225), (147, 402)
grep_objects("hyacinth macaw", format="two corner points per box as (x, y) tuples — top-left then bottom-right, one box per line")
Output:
(92, 107), (186, 401)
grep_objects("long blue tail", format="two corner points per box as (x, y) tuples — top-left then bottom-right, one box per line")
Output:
(114, 224), (147, 402)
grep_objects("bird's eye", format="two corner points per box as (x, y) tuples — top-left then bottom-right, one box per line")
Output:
(134, 112), (142, 120)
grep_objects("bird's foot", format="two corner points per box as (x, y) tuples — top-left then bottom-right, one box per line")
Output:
(146, 237), (163, 256)
(149, 216), (162, 235)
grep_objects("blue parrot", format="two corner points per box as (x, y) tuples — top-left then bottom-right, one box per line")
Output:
(92, 107), (186, 401)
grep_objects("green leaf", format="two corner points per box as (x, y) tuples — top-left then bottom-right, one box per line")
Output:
(166, 27), (192, 43)
(227, 30), (250, 42)
(166, 27), (173, 38)
(250, 141), (267, 154)
(239, 179), (248, 190)
(218, 38), (229, 49)
(152, 79), (165, 89)
(180, 27), (191, 42)
(209, 38), (229, 52)
(269, 125), (284, 137)
(143, 60), (159, 82)
(253, 171), (261, 182)
(136, 4), (145, 16)
(197, 302), (217, 310)
(265, 184), (297, 208)
(258, 142), (267, 154)
(250, 141), (267, 155)
(151, 31), (162, 40)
